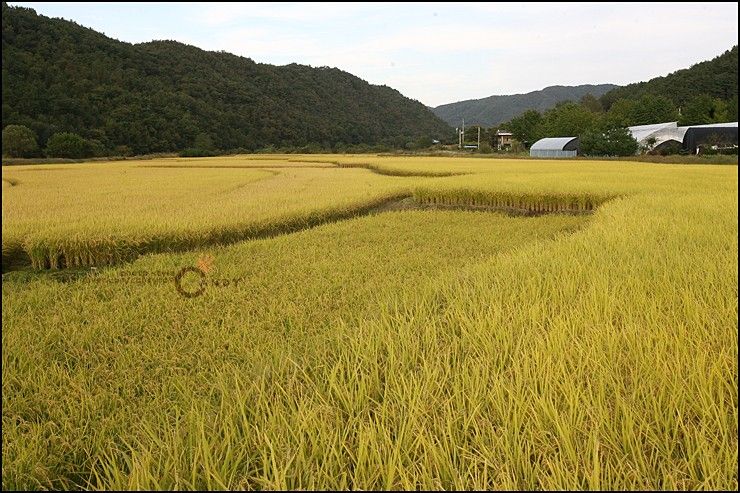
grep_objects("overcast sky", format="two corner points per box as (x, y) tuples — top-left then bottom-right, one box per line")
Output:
(10, 2), (739, 107)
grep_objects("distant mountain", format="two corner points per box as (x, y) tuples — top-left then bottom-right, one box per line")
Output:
(432, 84), (618, 127)
(600, 46), (738, 109)
(1, 4), (451, 154)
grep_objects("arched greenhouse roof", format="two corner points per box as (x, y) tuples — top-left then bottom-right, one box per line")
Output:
(530, 137), (579, 151)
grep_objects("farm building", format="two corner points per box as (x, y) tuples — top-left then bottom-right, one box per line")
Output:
(628, 121), (738, 154)
(682, 122), (737, 154)
(496, 130), (513, 151)
(530, 137), (579, 158)
(628, 122), (678, 141)
(628, 122), (683, 152)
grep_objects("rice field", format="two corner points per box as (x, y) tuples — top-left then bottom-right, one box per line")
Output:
(2, 155), (737, 490)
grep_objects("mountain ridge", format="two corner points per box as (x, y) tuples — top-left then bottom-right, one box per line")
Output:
(600, 46), (738, 108)
(432, 84), (618, 127)
(2, 4), (451, 154)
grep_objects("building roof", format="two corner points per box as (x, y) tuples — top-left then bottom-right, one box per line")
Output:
(628, 122), (678, 143)
(530, 137), (578, 151)
(684, 121), (737, 129)
(646, 126), (688, 147)
(629, 121), (738, 149)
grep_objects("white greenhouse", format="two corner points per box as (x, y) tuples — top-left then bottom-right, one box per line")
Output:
(627, 122), (684, 153)
(529, 137), (579, 158)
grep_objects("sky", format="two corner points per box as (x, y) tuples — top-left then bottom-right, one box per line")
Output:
(9, 2), (739, 107)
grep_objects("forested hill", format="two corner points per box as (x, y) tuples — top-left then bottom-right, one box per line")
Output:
(1, 4), (451, 154)
(600, 46), (738, 109)
(432, 84), (618, 127)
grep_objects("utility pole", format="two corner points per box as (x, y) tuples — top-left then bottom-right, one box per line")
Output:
(477, 126), (481, 149)
(462, 119), (465, 149)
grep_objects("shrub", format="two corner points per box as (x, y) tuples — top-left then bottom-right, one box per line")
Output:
(179, 148), (216, 157)
(114, 145), (133, 157)
(478, 143), (493, 154)
(300, 143), (323, 154)
(88, 139), (108, 157)
(45, 132), (93, 158)
(2, 124), (39, 158)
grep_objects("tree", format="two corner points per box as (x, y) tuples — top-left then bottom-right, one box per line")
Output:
(193, 133), (214, 151)
(680, 95), (730, 125)
(580, 127), (638, 156)
(504, 110), (543, 145)
(604, 99), (637, 128)
(540, 102), (598, 138)
(628, 95), (679, 126)
(2, 124), (39, 157)
(114, 145), (132, 156)
(579, 94), (603, 113)
(641, 136), (658, 154)
(45, 132), (92, 158)
(604, 96), (678, 128)
(414, 135), (433, 149)
(728, 95), (738, 121)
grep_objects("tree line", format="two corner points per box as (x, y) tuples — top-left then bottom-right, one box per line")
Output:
(461, 91), (738, 157)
